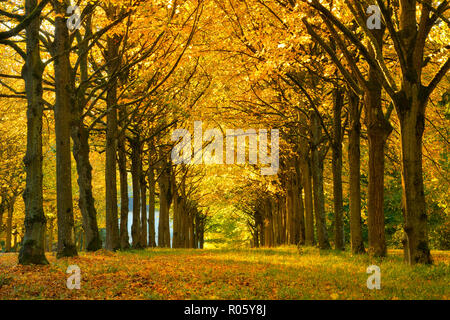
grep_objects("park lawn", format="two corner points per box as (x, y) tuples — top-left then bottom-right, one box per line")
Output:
(0, 247), (448, 300)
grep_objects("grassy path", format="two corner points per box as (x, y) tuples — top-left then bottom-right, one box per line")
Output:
(1, 247), (449, 299)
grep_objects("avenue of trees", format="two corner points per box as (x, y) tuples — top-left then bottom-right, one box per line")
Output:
(0, 0), (448, 266)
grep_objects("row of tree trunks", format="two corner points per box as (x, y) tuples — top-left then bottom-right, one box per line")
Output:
(252, 91), (367, 252)
(283, 162), (306, 246)
(114, 135), (208, 250)
(171, 166), (206, 249)
(20, 0), (101, 262)
(303, 0), (440, 264)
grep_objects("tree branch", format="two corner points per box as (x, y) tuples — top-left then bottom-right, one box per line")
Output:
(0, 0), (50, 41)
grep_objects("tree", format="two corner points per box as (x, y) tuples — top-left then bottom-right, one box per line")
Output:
(53, 0), (77, 258)
(104, 3), (121, 251)
(7, 0), (50, 265)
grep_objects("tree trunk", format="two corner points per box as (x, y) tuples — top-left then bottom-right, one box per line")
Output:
(286, 180), (294, 244)
(0, 193), (6, 244)
(140, 159), (147, 248)
(19, 0), (48, 265)
(54, 1), (77, 258)
(5, 200), (14, 252)
(199, 225), (204, 249)
(48, 218), (54, 252)
(171, 170), (181, 248)
(13, 230), (18, 252)
(118, 119), (129, 249)
(189, 211), (195, 248)
(347, 90), (365, 254)
(332, 88), (345, 250)
(130, 137), (141, 249)
(396, 93), (432, 264)
(72, 123), (101, 251)
(300, 155), (315, 246)
(310, 112), (330, 249)
(71, 14), (101, 252)
(104, 33), (121, 251)
(257, 209), (265, 247)
(390, 0), (433, 265)
(263, 199), (273, 247)
(365, 56), (392, 257)
(294, 163), (305, 245)
(148, 152), (156, 247)
(157, 153), (172, 248)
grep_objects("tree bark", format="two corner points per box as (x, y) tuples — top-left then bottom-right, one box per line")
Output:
(391, 0), (433, 264)
(148, 150), (156, 247)
(54, 0), (77, 258)
(310, 112), (330, 249)
(294, 163), (305, 245)
(140, 157), (148, 248)
(395, 93), (432, 264)
(118, 118), (129, 249)
(300, 155), (315, 246)
(72, 123), (101, 251)
(104, 33), (121, 251)
(157, 154), (172, 248)
(47, 218), (54, 252)
(130, 137), (141, 249)
(71, 14), (101, 252)
(332, 88), (345, 250)
(365, 49), (392, 257)
(263, 199), (273, 247)
(18, 0), (48, 265)
(0, 193), (5, 240)
(286, 179), (295, 244)
(172, 170), (181, 248)
(5, 199), (14, 252)
(347, 90), (365, 254)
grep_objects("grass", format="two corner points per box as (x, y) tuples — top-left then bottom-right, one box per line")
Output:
(0, 247), (448, 300)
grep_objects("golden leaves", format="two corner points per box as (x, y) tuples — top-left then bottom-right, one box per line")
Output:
(0, 248), (449, 300)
